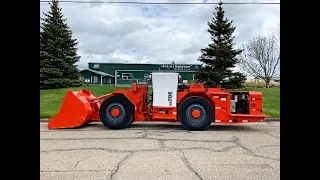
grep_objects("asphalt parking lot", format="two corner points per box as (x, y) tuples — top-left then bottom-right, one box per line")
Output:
(40, 121), (280, 180)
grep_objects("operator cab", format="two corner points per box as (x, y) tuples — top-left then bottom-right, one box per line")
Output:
(148, 73), (189, 92)
(148, 73), (182, 83)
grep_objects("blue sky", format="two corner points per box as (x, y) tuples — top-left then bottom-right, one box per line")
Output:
(40, 0), (280, 74)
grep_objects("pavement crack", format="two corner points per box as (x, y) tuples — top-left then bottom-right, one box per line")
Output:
(134, 130), (148, 134)
(141, 133), (148, 138)
(41, 148), (134, 153)
(41, 170), (109, 172)
(109, 152), (134, 180)
(245, 153), (280, 161)
(232, 136), (280, 161)
(232, 136), (256, 155)
(40, 137), (234, 143)
(158, 139), (165, 148)
(252, 128), (280, 139)
(216, 145), (239, 152)
(41, 146), (236, 154)
(73, 155), (96, 169)
(263, 131), (280, 139)
(180, 150), (204, 180)
(258, 144), (280, 148)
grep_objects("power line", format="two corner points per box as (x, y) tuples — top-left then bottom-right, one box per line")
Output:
(39, 1), (280, 5)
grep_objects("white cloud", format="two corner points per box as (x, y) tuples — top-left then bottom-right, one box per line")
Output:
(40, 0), (280, 71)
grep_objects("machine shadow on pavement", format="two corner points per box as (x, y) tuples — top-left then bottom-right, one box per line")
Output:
(71, 122), (262, 132)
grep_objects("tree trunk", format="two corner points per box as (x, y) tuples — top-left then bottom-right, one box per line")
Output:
(265, 80), (270, 88)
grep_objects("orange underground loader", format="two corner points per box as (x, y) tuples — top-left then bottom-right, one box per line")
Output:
(48, 72), (266, 131)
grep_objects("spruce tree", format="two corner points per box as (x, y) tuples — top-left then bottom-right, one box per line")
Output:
(195, 3), (246, 89)
(40, 0), (82, 89)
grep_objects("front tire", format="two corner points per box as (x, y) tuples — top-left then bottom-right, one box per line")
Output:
(99, 95), (134, 129)
(178, 96), (214, 131)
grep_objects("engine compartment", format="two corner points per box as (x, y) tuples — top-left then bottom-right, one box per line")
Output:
(230, 92), (250, 114)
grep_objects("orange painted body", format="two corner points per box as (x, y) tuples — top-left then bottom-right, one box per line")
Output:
(48, 82), (266, 129)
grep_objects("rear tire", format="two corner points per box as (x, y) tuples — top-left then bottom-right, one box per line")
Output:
(99, 95), (134, 129)
(178, 96), (214, 131)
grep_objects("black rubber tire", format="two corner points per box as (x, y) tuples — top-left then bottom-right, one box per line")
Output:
(178, 96), (214, 131)
(99, 95), (134, 129)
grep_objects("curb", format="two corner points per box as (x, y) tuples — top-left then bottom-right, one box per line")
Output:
(40, 118), (50, 122)
(264, 118), (280, 122)
(40, 118), (280, 122)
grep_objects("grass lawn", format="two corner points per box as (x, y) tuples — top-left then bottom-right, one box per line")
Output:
(40, 86), (280, 119)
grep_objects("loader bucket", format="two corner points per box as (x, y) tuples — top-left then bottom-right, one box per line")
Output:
(48, 89), (97, 129)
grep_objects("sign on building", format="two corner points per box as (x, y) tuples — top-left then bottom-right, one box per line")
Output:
(160, 64), (199, 71)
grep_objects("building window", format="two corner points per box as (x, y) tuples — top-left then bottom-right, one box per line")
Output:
(144, 74), (149, 80)
(93, 64), (100, 69)
(79, 76), (84, 81)
(91, 76), (98, 83)
(122, 73), (133, 80)
(193, 74), (195, 80)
